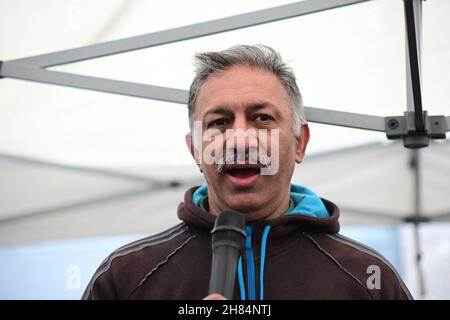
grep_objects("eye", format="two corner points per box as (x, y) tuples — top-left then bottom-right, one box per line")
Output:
(255, 114), (275, 122)
(208, 118), (230, 128)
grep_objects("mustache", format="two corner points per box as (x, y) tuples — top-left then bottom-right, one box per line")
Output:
(217, 147), (272, 173)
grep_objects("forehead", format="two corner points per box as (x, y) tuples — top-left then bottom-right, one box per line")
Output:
(195, 65), (291, 115)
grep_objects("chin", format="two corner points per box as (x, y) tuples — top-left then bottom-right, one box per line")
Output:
(224, 192), (266, 214)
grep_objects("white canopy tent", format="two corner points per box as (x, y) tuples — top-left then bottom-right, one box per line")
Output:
(1, 0), (449, 299)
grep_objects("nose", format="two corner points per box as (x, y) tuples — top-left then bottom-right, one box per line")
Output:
(228, 115), (258, 152)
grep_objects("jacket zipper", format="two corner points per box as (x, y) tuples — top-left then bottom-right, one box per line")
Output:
(245, 225), (256, 300)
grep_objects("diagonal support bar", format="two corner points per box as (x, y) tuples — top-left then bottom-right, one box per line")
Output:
(305, 107), (385, 132)
(0, 62), (188, 104)
(2, 61), (445, 136)
(1, 61), (388, 132)
(8, 0), (370, 68)
(0, 152), (164, 185)
(433, 211), (450, 221)
(338, 206), (404, 222)
(0, 186), (159, 225)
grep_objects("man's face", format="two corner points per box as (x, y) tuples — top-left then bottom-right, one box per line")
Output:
(186, 65), (309, 220)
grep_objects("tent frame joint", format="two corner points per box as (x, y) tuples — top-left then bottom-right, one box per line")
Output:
(403, 215), (431, 224)
(385, 111), (447, 148)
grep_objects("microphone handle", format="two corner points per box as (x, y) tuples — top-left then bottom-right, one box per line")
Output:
(208, 245), (240, 299)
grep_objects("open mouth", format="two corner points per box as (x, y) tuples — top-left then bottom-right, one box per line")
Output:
(226, 167), (261, 178)
(223, 165), (261, 187)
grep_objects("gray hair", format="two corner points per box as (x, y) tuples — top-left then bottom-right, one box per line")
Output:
(187, 44), (306, 137)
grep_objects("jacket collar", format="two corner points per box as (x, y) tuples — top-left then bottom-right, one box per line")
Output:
(177, 185), (340, 236)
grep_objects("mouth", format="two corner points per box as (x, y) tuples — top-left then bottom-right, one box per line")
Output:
(223, 164), (261, 188)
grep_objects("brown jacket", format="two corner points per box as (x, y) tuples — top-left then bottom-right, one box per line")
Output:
(82, 186), (412, 300)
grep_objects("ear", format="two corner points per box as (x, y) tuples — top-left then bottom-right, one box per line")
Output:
(295, 123), (310, 164)
(185, 132), (202, 171)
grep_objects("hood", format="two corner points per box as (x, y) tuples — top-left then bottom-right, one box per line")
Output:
(178, 184), (340, 234)
(178, 184), (341, 300)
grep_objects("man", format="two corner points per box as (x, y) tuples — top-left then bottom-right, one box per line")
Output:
(83, 45), (412, 300)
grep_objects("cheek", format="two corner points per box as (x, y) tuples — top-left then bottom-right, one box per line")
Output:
(199, 136), (226, 164)
(200, 167), (215, 189)
(200, 160), (222, 185)
(201, 162), (217, 176)
(272, 131), (296, 162)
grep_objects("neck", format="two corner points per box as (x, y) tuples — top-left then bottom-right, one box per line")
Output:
(207, 189), (291, 221)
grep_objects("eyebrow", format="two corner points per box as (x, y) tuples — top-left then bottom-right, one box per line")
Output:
(203, 102), (282, 119)
(203, 107), (233, 119)
(247, 102), (281, 117)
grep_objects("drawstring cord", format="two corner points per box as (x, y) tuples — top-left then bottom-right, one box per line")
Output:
(259, 225), (271, 300)
(237, 256), (246, 300)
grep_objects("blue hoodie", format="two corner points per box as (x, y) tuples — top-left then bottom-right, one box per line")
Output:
(192, 183), (329, 300)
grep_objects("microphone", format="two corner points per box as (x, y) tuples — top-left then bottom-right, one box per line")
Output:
(208, 211), (246, 299)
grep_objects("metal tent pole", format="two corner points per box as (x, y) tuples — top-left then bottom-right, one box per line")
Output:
(404, 0), (426, 297)
(404, 0), (424, 131)
(411, 149), (426, 297)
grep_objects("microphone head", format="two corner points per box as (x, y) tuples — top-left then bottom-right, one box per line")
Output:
(213, 211), (246, 232)
(211, 211), (246, 250)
